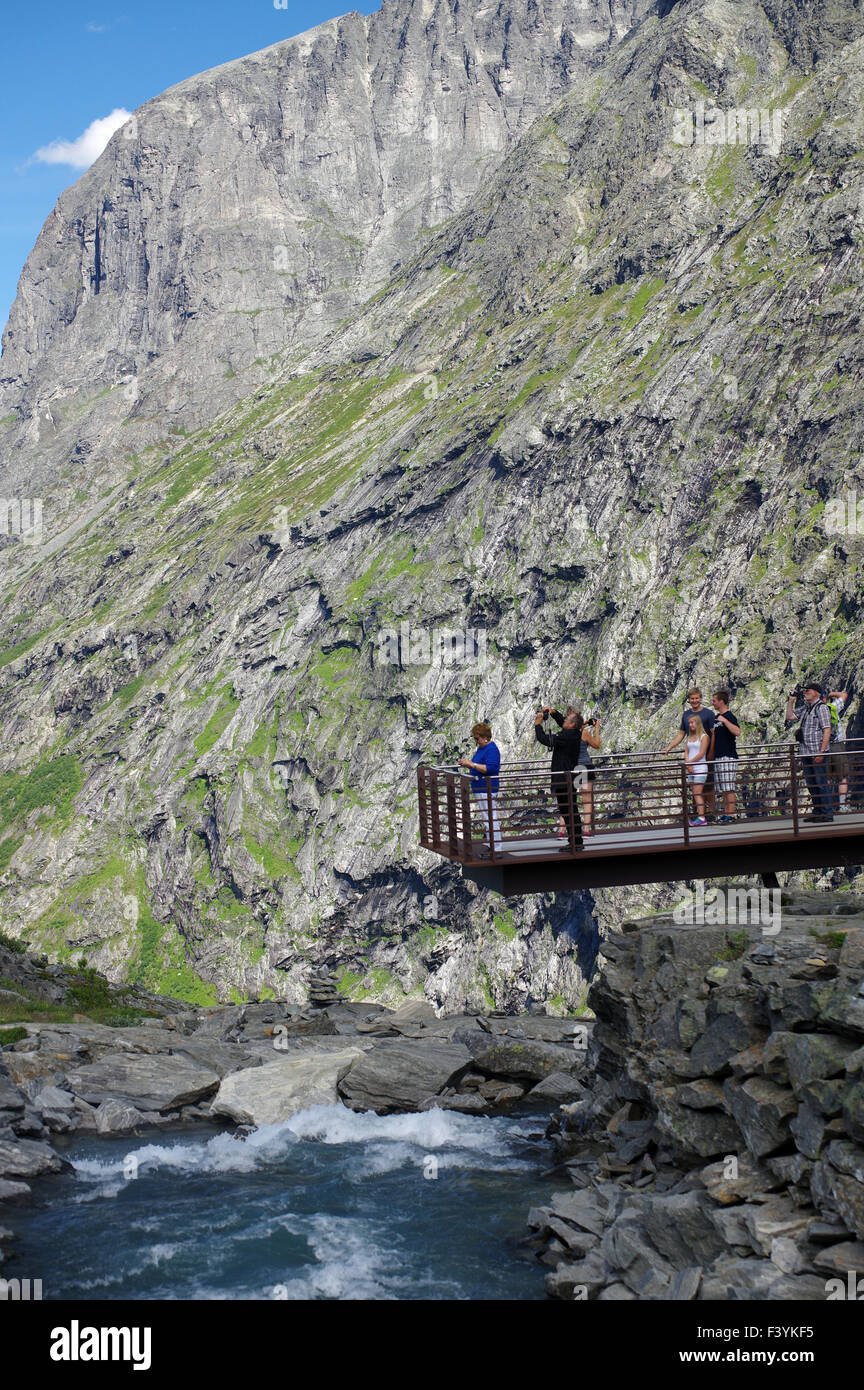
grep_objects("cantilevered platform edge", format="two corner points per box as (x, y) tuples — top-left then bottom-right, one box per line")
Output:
(460, 829), (864, 895)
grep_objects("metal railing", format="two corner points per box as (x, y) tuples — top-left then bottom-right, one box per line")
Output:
(417, 739), (864, 864)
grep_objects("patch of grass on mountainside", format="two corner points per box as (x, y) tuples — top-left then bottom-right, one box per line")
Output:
(0, 964), (154, 1028)
(0, 930), (27, 954)
(142, 367), (415, 559)
(245, 713), (278, 761)
(0, 630), (49, 668)
(194, 686), (240, 756)
(624, 277), (666, 326)
(244, 833), (299, 881)
(114, 672), (149, 708)
(0, 756), (84, 836)
(139, 581), (172, 621)
(0, 834), (24, 871)
(21, 853), (218, 1007)
(160, 451), (215, 510)
(156, 934), (219, 1006)
(309, 647), (357, 690)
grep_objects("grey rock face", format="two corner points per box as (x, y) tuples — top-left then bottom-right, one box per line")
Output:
(0, 1072), (26, 1115)
(532, 901), (864, 1297)
(2, 0), (864, 1019)
(94, 1099), (150, 1134)
(64, 1053), (221, 1112)
(527, 1071), (584, 1103)
(210, 1048), (363, 1123)
(338, 1037), (472, 1110)
(0, 0), (652, 498)
(0, 1137), (66, 1179)
(462, 1035), (581, 1081)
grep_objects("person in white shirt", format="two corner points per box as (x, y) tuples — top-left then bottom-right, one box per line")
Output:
(684, 714), (710, 825)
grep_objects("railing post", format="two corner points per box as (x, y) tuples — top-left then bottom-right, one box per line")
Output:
(486, 777), (496, 862)
(429, 771), (441, 851)
(460, 774), (473, 860)
(790, 746), (799, 836)
(446, 773), (458, 856)
(417, 767), (429, 847)
(681, 765), (690, 844)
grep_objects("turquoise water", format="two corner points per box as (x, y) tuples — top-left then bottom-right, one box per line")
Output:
(6, 1105), (555, 1300)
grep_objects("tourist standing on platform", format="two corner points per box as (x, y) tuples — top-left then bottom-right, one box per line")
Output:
(711, 690), (741, 821)
(534, 706), (584, 849)
(577, 712), (602, 835)
(663, 688), (718, 821)
(459, 722), (502, 850)
(548, 707), (601, 834)
(825, 687), (850, 812)
(785, 684), (834, 822)
(684, 715), (710, 825)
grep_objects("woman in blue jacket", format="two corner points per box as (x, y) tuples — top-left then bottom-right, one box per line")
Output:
(459, 721), (502, 851)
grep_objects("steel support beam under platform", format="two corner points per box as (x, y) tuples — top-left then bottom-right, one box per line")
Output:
(462, 831), (864, 895)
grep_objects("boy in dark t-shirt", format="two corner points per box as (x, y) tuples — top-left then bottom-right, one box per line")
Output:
(663, 689), (717, 751)
(711, 689), (741, 821)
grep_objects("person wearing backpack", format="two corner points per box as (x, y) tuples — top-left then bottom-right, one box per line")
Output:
(785, 683), (833, 822)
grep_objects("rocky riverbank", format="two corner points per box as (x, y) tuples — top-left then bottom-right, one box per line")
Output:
(0, 942), (589, 1271)
(8, 888), (863, 1301)
(526, 890), (864, 1300)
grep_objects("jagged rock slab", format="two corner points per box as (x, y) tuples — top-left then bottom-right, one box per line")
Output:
(742, 1198), (810, 1256)
(812, 1241), (864, 1275)
(167, 1040), (263, 1077)
(0, 1137), (67, 1179)
(652, 1082), (741, 1159)
(641, 1191), (727, 1268)
(95, 1100), (152, 1134)
(0, 1072), (26, 1113)
(461, 1036), (581, 1083)
(527, 1072), (584, 1104)
(722, 1077), (798, 1159)
(29, 1085), (75, 1113)
(337, 1040), (472, 1113)
(545, 1251), (607, 1299)
(64, 1054), (220, 1112)
(0, 1177), (31, 1200)
(210, 1049), (364, 1124)
(548, 1189), (607, 1237)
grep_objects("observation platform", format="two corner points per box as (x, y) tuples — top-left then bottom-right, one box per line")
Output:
(416, 742), (864, 895)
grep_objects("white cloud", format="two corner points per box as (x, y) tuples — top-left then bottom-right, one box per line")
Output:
(33, 108), (133, 169)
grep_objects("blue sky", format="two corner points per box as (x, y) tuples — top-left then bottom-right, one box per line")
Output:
(0, 0), (380, 342)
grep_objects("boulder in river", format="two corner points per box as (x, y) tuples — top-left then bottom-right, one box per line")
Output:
(210, 1049), (364, 1125)
(338, 1040), (472, 1113)
(64, 1053), (221, 1113)
(0, 1137), (68, 1179)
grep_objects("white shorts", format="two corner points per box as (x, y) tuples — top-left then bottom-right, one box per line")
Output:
(714, 757), (738, 793)
(687, 772), (707, 785)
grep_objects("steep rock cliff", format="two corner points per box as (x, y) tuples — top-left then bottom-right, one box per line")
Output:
(0, 0), (652, 499)
(0, 0), (863, 1010)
